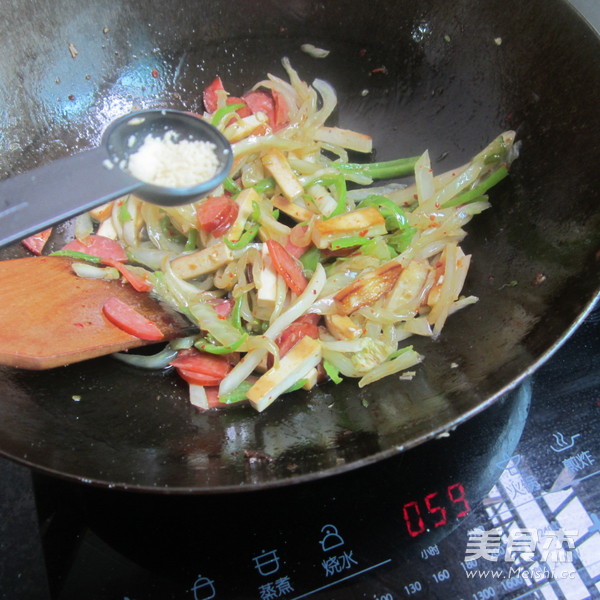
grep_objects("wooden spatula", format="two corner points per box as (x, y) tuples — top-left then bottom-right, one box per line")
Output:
(0, 256), (197, 369)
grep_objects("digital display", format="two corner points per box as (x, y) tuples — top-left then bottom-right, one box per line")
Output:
(402, 482), (470, 537)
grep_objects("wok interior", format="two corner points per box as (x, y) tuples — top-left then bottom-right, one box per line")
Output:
(0, 0), (598, 491)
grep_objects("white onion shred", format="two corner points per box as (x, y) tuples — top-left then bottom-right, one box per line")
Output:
(301, 44), (331, 58)
(189, 384), (209, 410)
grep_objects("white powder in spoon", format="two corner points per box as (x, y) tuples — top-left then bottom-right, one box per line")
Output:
(127, 130), (220, 188)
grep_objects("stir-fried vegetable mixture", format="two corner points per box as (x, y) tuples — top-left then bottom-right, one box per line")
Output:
(38, 59), (519, 412)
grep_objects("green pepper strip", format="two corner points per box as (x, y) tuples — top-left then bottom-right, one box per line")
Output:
(387, 227), (417, 254)
(323, 359), (343, 384)
(230, 296), (244, 333)
(224, 222), (260, 250)
(330, 236), (372, 251)
(184, 228), (198, 252)
(250, 200), (261, 223)
(118, 198), (132, 223)
(442, 166), (509, 208)
(355, 193), (416, 253)
(285, 379), (308, 393)
(310, 173), (347, 218)
(219, 380), (253, 404)
(387, 345), (414, 360)
(223, 176), (242, 195)
(211, 103), (245, 127)
(195, 333), (248, 354)
(299, 246), (321, 273)
(223, 200), (262, 250)
(160, 215), (171, 235)
(357, 194), (409, 231)
(335, 155), (420, 179)
(158, 215), (185, 243)
(50, 250), (102, 263)
(253, 177), (276, 194)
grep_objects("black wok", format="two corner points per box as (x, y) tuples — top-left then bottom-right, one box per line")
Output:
(0, 0), (598, 492)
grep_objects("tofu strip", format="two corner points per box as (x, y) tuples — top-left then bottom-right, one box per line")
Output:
(247, 336), (322, 412)
(255, 245), (279, 320)
(262, 150), (304, 200)
(271, 194), (315, 223)
(170, 242), (233, 280)
(312, 207), (386, 249)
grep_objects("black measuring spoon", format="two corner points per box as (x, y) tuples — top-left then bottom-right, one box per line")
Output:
(0, 109), (233, 249)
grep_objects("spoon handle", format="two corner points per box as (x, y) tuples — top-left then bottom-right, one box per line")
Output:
(0, 147), (140, 249)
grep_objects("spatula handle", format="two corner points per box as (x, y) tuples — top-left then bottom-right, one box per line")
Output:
(0, 147), (140, 249)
